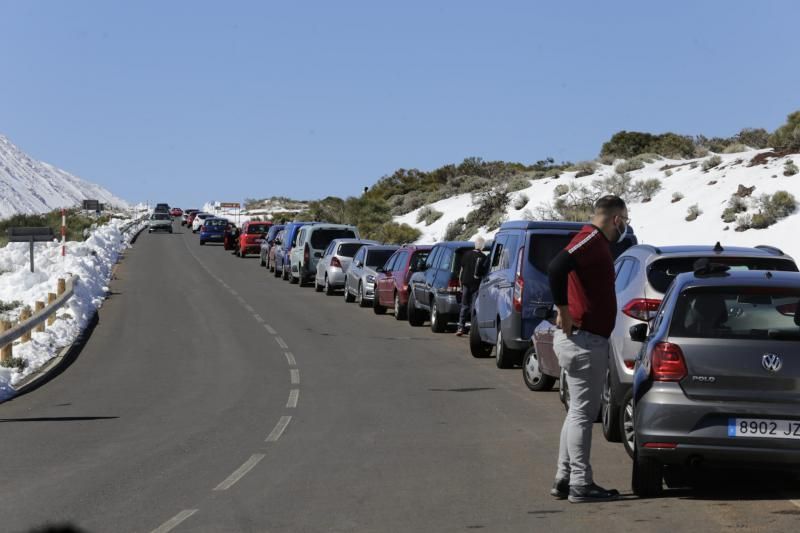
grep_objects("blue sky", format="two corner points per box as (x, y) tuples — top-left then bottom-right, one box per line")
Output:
(1, 0), (799, 207)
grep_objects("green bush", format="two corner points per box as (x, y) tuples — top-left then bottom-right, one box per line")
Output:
(0, 209), (111, 247)
(600, 131), (655, 159)
(506, 176), (531, 192)
(0, 299), (22, 313)
(736, 128), (770, 149)
(568, 161), (598, 178)
(768, 111), (800, 152)
(685, 204), (702, 221)
(374, 222), (422, 245)
(615, 159), (645, 174)
(513, 193), (529, 210)
(784, 160), (799, 176)
(443, 218), (466, 241)
(416, 206), (443, 225)
(664, 169), (673, 177)
(737, 191), (796, 230)
(721, 196), (748, 223)
(0, 356), (27, 370)
(702, 155), (723, 171)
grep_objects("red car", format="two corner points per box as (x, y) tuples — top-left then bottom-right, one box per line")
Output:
(237, 221), (272, 257)
(170, 207), (183, 217)
(373, 244), (433, 319)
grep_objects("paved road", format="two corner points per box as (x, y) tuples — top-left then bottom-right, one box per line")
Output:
(1, 223), (799, 532)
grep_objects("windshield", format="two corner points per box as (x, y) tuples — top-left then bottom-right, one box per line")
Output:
(366, 249), (396, 268)
(337, 243), (365, 257)
(671, 286), (800, 340)
(649, 257), (798, 293)
(311, 229), (356, 249)
(246, 224), (270, 234)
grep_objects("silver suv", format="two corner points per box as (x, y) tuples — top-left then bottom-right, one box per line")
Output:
(630, 266), (800, 497)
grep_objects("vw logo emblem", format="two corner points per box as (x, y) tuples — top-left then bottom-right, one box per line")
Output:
(762, 353), (783, 373)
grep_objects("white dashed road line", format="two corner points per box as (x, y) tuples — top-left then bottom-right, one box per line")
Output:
(266, 416), (292, 442)
(264, 324), (277, 335)
(276, 336), (288, 349)
(287, 389), (299, 408)
(290, 368), (300, 384)
(213, 454), (266, 491)
(253, 314), (264, 323)
(284, 351), (297, 366)
(243, 304), (254, 313)
(151, 509), (198, 533)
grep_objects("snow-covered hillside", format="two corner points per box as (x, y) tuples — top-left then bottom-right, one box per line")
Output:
(396, 149), (800, 261)
(0, 134), (126, 218)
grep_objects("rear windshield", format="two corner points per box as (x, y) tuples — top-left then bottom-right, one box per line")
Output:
(649, 257), (798, 293)
(246, 224), (270, 234)
(337, 243), (364, 257)
(311, 229), (356, 249)
(528, 233), (578, 273)
(670, 286), (800, 341)
(366, 249), (396, 267)
(205, 219), (227, 227)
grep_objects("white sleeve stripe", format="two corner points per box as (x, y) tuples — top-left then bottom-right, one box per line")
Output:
(567, 229), (598, 254)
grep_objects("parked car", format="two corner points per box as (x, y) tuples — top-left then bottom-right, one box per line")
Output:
(406, 241), (477, 333)
(260, 225), (285, 268)
(314, 239), (379, 293)
(170, 207), (183, 218)
(290, 224), (359, 285)
(148, 213), (173, 233)
(192, 213), (213, 232)
(343, 245), (400, 307)
(199, 218), (229, 245)
(182, 209), (199, 226)
(274, 221), (314, 280)
(237, 221), (272, 257)
(269, 229), (286, 273)
(373, 245), (433, 320)
(630, 265), (800, 497)
(524, 312), (561, 391)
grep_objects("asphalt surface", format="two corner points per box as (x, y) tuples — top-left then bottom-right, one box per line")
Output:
(1, 222), (799, 532)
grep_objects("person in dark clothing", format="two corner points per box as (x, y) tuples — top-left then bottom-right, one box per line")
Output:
(456, 237), (486, 336)
(547, 195), (628, 504)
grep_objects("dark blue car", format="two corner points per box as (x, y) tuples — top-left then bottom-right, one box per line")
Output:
(275, 221), (314, 280)
(199, 218), (229, 245)
(260, 224), (285, 268)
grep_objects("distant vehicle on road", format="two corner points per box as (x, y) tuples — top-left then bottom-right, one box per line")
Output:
(182, 209), (199, 226)
(260, 225), (285, 268)
(290, 224), (359, 285)
(344, 245), (399, 307)
(314, 239), (379, 294)
(630, 266), (800, 497)
(407, 241), (476, 333)
(199, 218), (229, 245)
(154, 203), (170, 215)
(274, 221), (313, 280)
(191, 213), (213, 232)
(170, 207), (183, 217)
(373, 244), (432, 320)
(148, 213), (173, 233)
(237, 221), (272, 257)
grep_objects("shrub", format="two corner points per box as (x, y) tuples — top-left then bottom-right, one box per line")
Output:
(568, 161), (598, 178)
(0, 299), (22, 313)
(723, 143), (748, 154)
(443, 218), (465, 241)
(615, 159), (645, 174)
(553, 184), (570, 197)
(416, 206), (443, 225)
(736, 127), (770, 149)
(374, 222), (422, 244)
(689, 161), (699, 169)
(721, 196), (748, 223)
(0, 208), (111, 247)
(702, 155), (723, 171)
(685, 204), (702, 221)
(737, 191), (797, 230)
(513, 193), (529, 210)
(664, 169), (673, 177)
(631, 178), (662, 201)
(671, 192), (683, 203)
(0, 356), (27, 370)
(768, 111), (800, 152)
(506, 176), (531, 192)
(601, 132), (693, 159)
(784, 160), (799, 176)
(593, 173), (634, 199)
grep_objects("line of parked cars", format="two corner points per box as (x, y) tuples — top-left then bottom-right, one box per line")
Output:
(188, 213), (800, 497)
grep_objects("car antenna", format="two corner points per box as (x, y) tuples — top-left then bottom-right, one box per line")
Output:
(713, 241), (724, 253)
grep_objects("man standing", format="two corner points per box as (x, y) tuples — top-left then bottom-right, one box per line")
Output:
(547, 195), (628, 503)
(456, 236), (486, 336)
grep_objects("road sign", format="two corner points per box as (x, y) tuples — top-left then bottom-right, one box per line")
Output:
(7, 227), (55, 272)
(82, 199), (100, 211)
(219, 202), (240, 208)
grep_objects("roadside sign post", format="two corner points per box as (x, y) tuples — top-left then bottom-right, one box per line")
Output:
(220, 202), (241, 225)
(7, 227), (56, 273)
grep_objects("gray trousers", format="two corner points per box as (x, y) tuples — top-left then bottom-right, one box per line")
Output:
(553, 329), (609, 487)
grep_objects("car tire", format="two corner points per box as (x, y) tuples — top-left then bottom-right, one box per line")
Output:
(199, 240), (205, 245)
(469, 318), (493, 358)
(430, 299), (446, 333)
(407, 291), (426, 327)
(620, 389), (636, 459)
(344, 278), (355, 303)
(325, 275), (336, 296)
(314, 278), (323, 292)
(289, 273), (299, 284)
(559, 367), (570, 411)
(240, 250), (247, 258)
(601, 369), (622, 443)
(631, 450), (664, 498)
(358, 283), (370, 308)
(373, 294), (386, 314)
(282, 267), (290, 281)
(495, 327), (520, 369)
(393, 292), (406, 320)
(522, 346), (556, 391)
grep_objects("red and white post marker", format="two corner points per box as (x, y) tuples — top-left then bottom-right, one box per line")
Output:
(61, 208), (66, 258)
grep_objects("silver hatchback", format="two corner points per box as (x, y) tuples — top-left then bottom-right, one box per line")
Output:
(315, 239), (379, 295)
(343, 245), (399, 307)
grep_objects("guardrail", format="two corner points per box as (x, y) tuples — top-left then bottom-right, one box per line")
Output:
(0, 276), (77, 365)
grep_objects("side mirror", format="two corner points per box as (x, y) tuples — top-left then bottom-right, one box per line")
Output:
(629, 323), (648, 343)
(376, 267), (385, 273)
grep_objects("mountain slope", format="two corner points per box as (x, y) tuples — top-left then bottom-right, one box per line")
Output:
(0, 134), (126, 218)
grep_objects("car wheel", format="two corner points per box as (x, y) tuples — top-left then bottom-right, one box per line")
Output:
(373, 293), (386, 314)
(522, 346), (556, 391)
(325, 275), (336, 296)
(495, 327), (519, 369)
(430, 299), (446, 333)
(621, 389), (636, 458)
(559, 367), (570, 411)
(393, 292), (406, 320)
(282, 267), (290, 281)
(631, 449), (664, 498)
(289, 273), (299, 284)
(601, 369), (622, 442)
(314, 278), (323, 292)
(469, 317), (493, 358)
(407, 291), (426, 327)
(344, 278), (355, 303)
(199, 240), (205, 245)
(358, 283), (370, 308)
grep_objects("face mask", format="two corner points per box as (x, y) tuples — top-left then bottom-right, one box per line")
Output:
(615, 221), (627, 244)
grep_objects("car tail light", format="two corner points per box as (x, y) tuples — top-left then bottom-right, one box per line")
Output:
(200, 225), (206, 232)
(331, 256), (342, 268)
(513, 247), (524, 312)
(304, 246), (309, 264)
(622, 299), (662, 322)
(446, 278), (461, 294)
(777, 302), (798, 316)
(651, 342), (687, 382)
(623, 359), (636, 370)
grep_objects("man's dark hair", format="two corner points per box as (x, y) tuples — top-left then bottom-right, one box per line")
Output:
(594, 195), (626, 214)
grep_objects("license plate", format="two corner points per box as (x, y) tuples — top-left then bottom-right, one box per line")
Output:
(728, 418), (800, 439)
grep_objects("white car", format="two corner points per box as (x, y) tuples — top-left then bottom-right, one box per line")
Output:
(191, 213), (213, 233)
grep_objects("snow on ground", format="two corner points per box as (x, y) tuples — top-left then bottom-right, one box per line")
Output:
(396, 149), (800, 260)
(0, 214), (146, 400)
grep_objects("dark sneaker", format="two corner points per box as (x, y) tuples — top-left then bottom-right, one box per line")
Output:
(455, 328), (464, 337)
(550, 479), (569, 499)
(568, 483), (620, 503)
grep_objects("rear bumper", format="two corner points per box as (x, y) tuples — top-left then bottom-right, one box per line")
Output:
(326, 269), (346, 287)
(200, 234), (224, 241)
(435, 293), (461, 317)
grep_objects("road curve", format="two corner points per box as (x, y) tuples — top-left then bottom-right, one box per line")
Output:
(1, 224), (798, 532)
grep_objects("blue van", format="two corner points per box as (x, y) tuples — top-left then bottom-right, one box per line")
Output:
(471, 220), (637, 369)
(274, 221), (313, 280)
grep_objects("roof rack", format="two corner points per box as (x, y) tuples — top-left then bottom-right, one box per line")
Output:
(755, 244), (784, 256)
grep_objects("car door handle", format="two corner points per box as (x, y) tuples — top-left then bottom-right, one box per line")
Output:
(497, 283), (514, 289)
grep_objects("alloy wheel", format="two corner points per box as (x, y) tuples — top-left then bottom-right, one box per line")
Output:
(524, 350), (543, 386)
(623, 398), (635, 454)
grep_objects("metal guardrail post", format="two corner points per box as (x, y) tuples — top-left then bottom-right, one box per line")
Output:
(19, 308), (32, 343)
(35, 301), (45, 333)
(47, 293), (57, 326)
